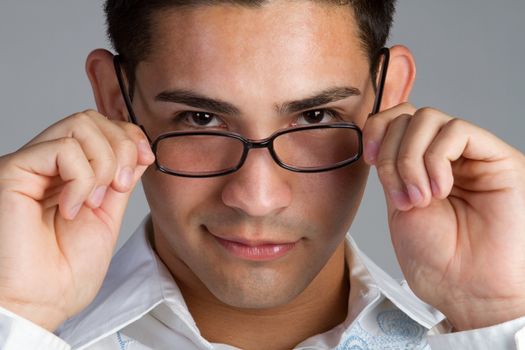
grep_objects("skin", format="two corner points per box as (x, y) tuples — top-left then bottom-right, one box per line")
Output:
(119, 4), (377, 347)
(0, 1), (524, 349)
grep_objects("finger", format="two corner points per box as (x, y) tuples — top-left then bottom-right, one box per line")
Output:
(375, 114), (413, 211)
(25, 111), (154, 204)
(117, 121), (155, 166)
(424, 118), (512, 198)
(363, 102), (417, 165)
(86, 110), (155, 165)
(84, 110), (154, 167)
(396, 107), (453, 207)
(95, 164), (149, 234)
(82, 111), (140, 193)
(25, 111), (118, 207)
(5, 138), (96, 220)
(26, 110), (153, 166)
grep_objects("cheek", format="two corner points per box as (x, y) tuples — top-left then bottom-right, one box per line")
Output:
(141, 167), (224, 234)
(142, 159), (370, 238)
(297, 161), (370, 236)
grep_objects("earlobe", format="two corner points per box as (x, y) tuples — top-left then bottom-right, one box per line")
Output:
(380, 45), (416, 109)
(85, 49), (128, 121)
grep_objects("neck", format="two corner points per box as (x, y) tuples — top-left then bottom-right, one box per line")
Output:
(156, 231), (349, 350)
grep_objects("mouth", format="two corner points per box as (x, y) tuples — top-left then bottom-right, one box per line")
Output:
(204, 226), (298, 262)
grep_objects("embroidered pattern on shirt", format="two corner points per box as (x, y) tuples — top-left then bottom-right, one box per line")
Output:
(116, 331), (136, 350)
(336, 309), (429, 350)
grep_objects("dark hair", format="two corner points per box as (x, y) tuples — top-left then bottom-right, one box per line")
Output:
(105, 0), (396, 87)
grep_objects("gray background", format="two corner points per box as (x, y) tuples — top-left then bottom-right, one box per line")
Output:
(1, 1), (524, 279)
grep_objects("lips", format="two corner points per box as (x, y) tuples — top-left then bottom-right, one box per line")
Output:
(205, 226), (298, 261)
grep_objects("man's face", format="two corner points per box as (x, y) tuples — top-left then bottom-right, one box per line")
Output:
(135, 2), (375, 308)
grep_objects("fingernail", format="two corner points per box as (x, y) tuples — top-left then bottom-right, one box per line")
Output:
(70, 204), (82, 219)
(89, 186), (107, 207)
(138, 140), (154, 161)
(118, 167), (134, 189)
(365, 141), (379, 164)
(389, 190), (411, 210)
(431, 179), (440, 197)
(406, 184), (423, 205)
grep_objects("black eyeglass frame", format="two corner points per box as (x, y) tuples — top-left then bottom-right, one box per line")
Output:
(113, 47), (390, 178)
(152, 123), (363, 177)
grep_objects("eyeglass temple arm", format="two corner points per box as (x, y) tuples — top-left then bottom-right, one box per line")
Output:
(371, 47), (390, 115)
(112, 55), (153, 140)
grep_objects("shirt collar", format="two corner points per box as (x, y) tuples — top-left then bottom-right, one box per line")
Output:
(345, 234), (445, 329)
(58, 216), (445, 349)
(57, 216), (199, 348)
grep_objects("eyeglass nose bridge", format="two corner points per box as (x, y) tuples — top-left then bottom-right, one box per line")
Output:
(244, 137), (273, 149)
(237, 136), (281, 170)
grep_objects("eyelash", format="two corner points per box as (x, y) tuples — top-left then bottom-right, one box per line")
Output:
(292, 109), (343, 126)
(171, 111), (225, 130)
(172, 108), (344, 130)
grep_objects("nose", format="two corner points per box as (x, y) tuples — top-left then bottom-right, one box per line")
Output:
(221, 148), (292, 217)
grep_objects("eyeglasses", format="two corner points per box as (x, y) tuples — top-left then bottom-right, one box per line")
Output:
(113, 48), (389, 177)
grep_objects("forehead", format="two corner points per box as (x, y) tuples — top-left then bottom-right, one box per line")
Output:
(138, 2), (369, 99)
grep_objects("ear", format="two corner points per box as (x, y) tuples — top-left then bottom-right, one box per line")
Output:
(85, 49), (128, 122)
(380, 45), (416, 109)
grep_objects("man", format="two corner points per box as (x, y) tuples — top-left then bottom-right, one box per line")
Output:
(0, 0), (524, 349)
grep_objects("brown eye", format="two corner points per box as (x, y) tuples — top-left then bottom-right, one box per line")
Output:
(297, 109), (337, 125)
(176, 111), (224, 129)
(189, 112), (215, 126)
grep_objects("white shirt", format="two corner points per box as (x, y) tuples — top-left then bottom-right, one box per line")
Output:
(1, 216), (525, 349)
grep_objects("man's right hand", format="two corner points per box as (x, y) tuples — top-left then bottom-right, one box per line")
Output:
(0, 110), (155, 331)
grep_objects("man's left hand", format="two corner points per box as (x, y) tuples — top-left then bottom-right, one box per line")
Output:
(363, 103), (525, 331)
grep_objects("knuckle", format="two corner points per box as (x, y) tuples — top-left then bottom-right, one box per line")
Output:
(82, 108), (98, 115)
(86, 109), (110, 123)
(68, 159), (96, 188)
(122, 122), (146, 140)
(412, 108), (437, 123)
(393, 102), (416, 116)
(423, 150), (441, 165)
(376, 159), (398, 184)
(58, 136), (81, 149)
(73, 175), (97, 197)
(115, 138), (138, 161)
(57, 137), (109, 182)
(399, 102), (415, 111)
(83, 172), (97, 188)
(82, 109), (103, 119)
(95, 153), (118, 180)
(69, 109), (106, 126)
(445, 117), (468, 131)
(397, 154), (417, 176)
(415, 106), (439, 118)
(391, 113), (411, 126)
(69, 111), (95, 126)
(101, 149), (118, 165)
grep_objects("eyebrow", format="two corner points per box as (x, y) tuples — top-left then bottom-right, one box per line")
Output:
(156, 89), (240, 115)
(155, 86), (360, 116)
(278, 86), (361, 114)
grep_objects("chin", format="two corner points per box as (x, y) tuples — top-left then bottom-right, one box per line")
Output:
(205, 269), (313, 310)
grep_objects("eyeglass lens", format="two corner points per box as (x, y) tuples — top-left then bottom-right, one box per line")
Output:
(155, 127), (360, 176)
(156, 134), (245, 176)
